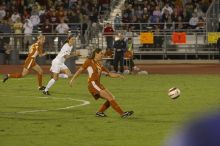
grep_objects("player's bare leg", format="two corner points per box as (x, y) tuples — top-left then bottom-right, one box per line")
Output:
(32, 65), (45, 90)
(60, 69), (72, 78)
(3, 68), (29, 83)
(99, 89), (134, 118)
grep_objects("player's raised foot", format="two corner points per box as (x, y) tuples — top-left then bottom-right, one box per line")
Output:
(2, 74), (9, 83)
(121, 111), (134, 118)
(38, 86), (46, 91)
(96, 112), (107, 117)
(43, 90), (50, 95)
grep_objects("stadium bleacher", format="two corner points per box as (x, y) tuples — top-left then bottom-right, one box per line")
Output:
(0, 0), (219, 65)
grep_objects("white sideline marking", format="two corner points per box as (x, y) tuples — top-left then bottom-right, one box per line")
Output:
(17, 97), (90, 114)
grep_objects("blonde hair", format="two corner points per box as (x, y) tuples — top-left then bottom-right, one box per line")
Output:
(37, 34), (45, 40)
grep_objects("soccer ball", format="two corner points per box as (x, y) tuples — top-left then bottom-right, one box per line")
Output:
(168, 87), (180, 99)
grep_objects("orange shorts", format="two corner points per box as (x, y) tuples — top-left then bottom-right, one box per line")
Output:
(23, 57), (36, 69)
(88, 81), (105, 100)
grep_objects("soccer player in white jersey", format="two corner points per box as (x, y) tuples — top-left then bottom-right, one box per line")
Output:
(43, 34), (79, 95)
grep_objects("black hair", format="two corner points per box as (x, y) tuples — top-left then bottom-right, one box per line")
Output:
(90, 48), (102, 59)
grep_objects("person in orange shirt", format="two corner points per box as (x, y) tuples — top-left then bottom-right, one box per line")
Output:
(69, 48), (134, 118)
(3, 35), (46, 90)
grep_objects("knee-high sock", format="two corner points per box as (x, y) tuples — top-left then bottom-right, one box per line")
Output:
(59, 73), (68, 79)
(98, 101), (110, 113)
(9, 73), (22, 78)
(45, 79), (56, 92)
(37, 74), (43, 87)
(109, 100), (124, 115)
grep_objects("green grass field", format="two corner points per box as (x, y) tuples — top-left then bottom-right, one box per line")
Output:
(0, 74), (220, 146)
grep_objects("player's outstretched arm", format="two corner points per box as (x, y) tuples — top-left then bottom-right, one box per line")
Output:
(69, 67), (84, 87)
(39, 52), (47, 57)
(108, 72), (125, 79)
(64, 51), (81, 59)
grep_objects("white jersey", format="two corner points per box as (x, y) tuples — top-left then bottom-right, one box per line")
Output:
(54, 43), (73, 64)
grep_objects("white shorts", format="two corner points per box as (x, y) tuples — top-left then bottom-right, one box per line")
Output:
(50, 59), (68, 73)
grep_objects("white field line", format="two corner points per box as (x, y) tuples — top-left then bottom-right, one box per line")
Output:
(14, 96), (90, 114)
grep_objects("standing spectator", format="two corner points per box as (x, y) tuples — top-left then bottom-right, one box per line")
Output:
(185, 0), (195, 19)
(68, 11), (80, 30)
(56, 18), (69, 49)
(0, 5), (6, 20)
(113, 33), (126, 73)
(161, 3), (173, 15)
(125, 38), (135, 73)
(114, 13), (121, 30)
(0, 19), (12, 43)
(13, 17), (23, 50)
(30, 11), (40, 32)
(23, 19), (33, 49)
(103, 23), (114, 49)
(41, 19), (53, 52)
(10, 10), (21, 23)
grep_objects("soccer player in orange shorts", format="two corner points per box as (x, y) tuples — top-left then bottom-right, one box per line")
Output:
(69, 48), (134, 118)
(2, 35), (46, 90)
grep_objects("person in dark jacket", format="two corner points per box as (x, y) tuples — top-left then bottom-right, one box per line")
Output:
(113, 33), (126, 73)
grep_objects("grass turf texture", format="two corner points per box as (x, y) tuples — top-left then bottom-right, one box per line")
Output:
(0, 74), (220, 146)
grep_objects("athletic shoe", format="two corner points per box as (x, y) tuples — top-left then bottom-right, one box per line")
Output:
(2, 74), (9, 83)
(121, 111), (134, 118)
(43, 90), (50, 95)
(96, 112), (107, 117)
(38, 86), (46, 91)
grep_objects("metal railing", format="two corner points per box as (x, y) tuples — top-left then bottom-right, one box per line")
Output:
(206, 0), (219, 32)
(1, 31), (218, 61)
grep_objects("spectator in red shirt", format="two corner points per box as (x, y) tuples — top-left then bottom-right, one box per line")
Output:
(103, 23), (114, 49)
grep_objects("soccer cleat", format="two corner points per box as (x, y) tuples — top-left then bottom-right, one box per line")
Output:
(38, 86), (46, 91)
(2, 74), (9, 83)
(43, 90), (50, 95)
(96, 112), (107, 117)
(121, 111), (134, 118)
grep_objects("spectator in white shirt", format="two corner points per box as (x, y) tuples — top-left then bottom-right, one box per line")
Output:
(161, 3), (173, 15)
(189, 13), (198, 29)
(30, 12), (40, 32)
(56, 18), (69, 49)
(23, 19), (33, 49)
(11, 11), (21, 23)
(0, 6), (6, 20)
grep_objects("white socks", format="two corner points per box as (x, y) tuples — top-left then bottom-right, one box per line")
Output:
(45, 79), (56, 91)
(59, 73), (69, 79)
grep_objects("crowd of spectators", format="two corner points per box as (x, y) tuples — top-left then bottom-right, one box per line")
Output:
(118, 0), (212, 32)
(0, 0), (112, 50)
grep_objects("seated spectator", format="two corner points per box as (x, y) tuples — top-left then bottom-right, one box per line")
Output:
(189, 13), (198, 29)
(196, 17), (205, 30)
(161, 3), (173, 15)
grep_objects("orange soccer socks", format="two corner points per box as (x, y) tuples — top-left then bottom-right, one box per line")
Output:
(98, 101), (110, 113)
(109, 100), (124, 115)
(9, 73), (22, 78)
(37, 74), (43, 87)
